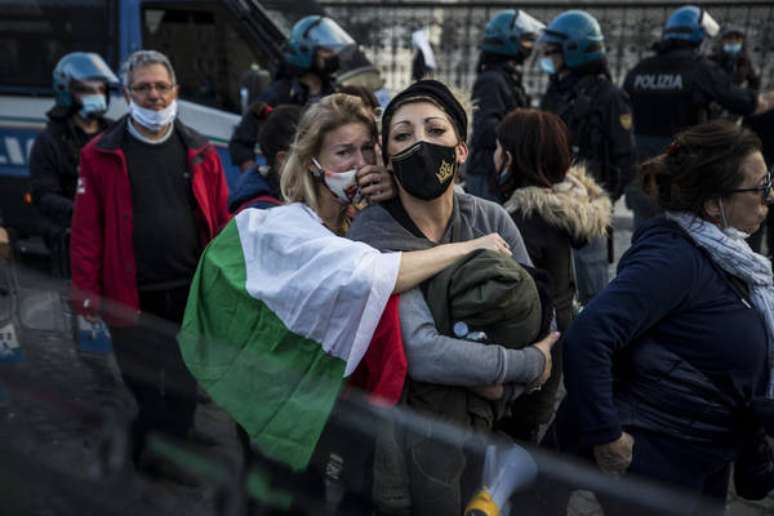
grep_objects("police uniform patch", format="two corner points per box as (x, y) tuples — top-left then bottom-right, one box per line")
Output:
(619, 113), (633, 130)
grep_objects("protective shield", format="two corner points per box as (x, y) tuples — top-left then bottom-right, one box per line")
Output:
(304, 17), (355, 53)
(515, 10), (546, 39)
(700, 9), (720, 38)
(55, 52), (119, 87)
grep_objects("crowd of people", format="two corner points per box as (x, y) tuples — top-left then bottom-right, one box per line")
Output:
(23, 4), (774, 516)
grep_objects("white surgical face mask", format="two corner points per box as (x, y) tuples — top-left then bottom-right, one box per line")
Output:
(311, 158), (361, 205)
(129, 99), (177, 132)
(719, 198), (751, 241)
(78, 94), (107, 119)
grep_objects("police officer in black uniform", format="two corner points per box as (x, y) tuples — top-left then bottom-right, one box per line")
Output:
(29, 52), (117, 276)
(539, 10), (635, 304)
(466, 8), (544, 201)
(623, 5), (768, 230)
(710, 26), (761, 93)
(228, 15), (354, 172)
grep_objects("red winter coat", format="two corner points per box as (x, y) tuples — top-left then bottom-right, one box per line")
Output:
(70, 117), (230, 325)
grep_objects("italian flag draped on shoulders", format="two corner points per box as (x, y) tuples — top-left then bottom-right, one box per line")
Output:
(179, 203), (407, 471)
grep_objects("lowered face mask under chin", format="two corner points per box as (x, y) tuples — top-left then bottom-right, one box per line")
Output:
(129, 99), (178, 132)
(311, 158), (362, 205)
(719, 198), (751, 241)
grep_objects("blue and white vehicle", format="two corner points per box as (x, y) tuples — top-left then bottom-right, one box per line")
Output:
(0, 0), (386, 243)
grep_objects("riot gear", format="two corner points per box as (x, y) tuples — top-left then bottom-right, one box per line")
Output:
(52, 52), (118, 111)
(283, 16), (355, 73)
(539, 10), (605, 70)
(480, 9), (545, 63)
(662, 5), (719, 46)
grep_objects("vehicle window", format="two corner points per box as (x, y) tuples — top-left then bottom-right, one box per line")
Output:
(0, 0), (116, 94)
(142, 3), (271, 113)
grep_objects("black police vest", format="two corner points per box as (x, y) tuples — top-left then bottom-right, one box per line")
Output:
(550, 75), (609, 183)
(624, 53), (705, 138)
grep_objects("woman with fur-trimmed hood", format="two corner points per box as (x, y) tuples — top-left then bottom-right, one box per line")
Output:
(493, 108), (611, 440)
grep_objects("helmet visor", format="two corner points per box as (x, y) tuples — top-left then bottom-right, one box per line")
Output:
(701, 10), (720, 38)
(61, 54), (119, 87)
(307, 18), (356, 52)
(515, 10), (546, 38)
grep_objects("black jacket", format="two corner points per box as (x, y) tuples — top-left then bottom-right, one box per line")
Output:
(504, 166), (611, 332)
(228, 76), (334, 168)
(468, 62), (529, 181)
(502, 166), (611, 437)
(709, 49), (761, 91)
(561, 217), (769, 452)
(29, 107), (110, 228)
(541, 71), (636, 200)
(227, 166), (281, 213)
(623, 47), (758, 140)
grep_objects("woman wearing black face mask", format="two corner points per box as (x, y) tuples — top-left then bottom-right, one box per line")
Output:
(347, 80), (560, 515)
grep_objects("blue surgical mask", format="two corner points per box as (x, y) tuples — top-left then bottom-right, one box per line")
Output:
(495, 149), (512, 186)
(78, 94), (107, 119)
(540, 57), (557, 75)
(498, 166), (511, 186)
(723, 42), (742, 55)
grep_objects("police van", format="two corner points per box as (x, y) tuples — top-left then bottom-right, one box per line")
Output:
(0, 0), (385, 245)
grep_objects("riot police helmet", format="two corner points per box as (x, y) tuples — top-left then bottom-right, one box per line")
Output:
(662, 5), (720, 45)
(284, 16), (355, 73)
(53, 52), (119, 110)
(480, 9), (545, 61)
(539, 10), (605, 70)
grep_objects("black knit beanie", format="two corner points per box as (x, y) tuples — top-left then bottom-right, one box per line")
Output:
(381, 79), (467, 162)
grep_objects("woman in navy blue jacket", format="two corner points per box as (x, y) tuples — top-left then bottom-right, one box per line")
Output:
(556, 120), (774, 515)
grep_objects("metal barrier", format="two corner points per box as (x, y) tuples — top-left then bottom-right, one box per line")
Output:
(319, 1), (774, 97)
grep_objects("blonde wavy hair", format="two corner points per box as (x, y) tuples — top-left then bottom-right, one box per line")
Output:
(280, 93), (377, 226)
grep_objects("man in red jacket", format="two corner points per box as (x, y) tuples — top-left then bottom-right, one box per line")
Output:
(70, 50), (229, 475)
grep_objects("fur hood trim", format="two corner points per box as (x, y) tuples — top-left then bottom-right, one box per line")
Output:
(504, 165), (612, 241)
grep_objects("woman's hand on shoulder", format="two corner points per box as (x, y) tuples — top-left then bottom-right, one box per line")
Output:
(465, 233), (512, 257)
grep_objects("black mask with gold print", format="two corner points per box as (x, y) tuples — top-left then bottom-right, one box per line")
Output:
(391, 141), (457, 200)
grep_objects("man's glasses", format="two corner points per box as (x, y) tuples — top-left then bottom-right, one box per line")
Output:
(129, 82), (176, 96)
(727, 168), (773, 202)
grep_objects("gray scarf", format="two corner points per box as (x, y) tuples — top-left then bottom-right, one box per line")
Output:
(666, 211), (774, 398)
